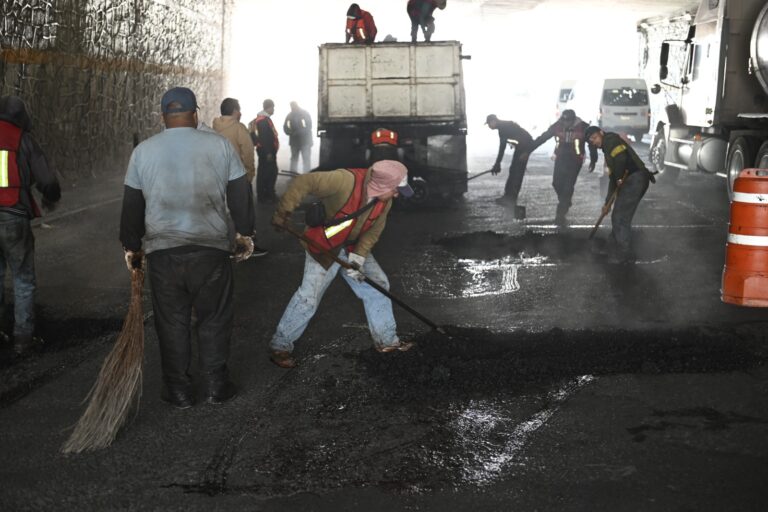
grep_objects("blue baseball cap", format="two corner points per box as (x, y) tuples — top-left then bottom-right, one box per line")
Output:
(161, 87), (198, 114)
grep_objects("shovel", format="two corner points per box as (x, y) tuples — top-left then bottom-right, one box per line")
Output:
(274, 222), (448, 336)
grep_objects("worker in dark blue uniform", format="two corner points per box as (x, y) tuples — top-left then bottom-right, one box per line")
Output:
(586, 126), (655, 264)
(486, 114), (533, 208)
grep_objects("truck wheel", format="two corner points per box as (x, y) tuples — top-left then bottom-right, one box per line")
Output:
(650, 132), (678, 183)
(755, 141), (768, 169)
(727, 137), (757, 200)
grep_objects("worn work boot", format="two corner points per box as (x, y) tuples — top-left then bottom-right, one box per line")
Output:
(270, 350), (297, 369)
(161, 385), (195, 410)
(375, 340), (415, 353)
(207, 380), (238, 405)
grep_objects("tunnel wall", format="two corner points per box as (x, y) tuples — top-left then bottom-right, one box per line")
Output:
(0, 0), (230, 180)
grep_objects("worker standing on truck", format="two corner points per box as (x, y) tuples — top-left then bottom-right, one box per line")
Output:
(269, 160), (415, 369)
(526, 109), (597, 227)
(486, 114), (533, 208)
(407, 0), (446, 43)
(345, 4), (377, 44)
(586, 126), (655, 264)
(248, 99), (280, 203)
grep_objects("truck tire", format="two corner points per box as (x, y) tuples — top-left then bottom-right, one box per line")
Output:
(650, 131), (678, 183)
(755, 140), (768, 169)
(727, 137), (757, 200)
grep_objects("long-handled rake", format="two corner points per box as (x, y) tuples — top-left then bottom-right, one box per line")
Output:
(61, 269), (145, 454)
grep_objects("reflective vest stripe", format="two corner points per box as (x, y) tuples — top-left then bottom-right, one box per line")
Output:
(610, 145), (627, 158)
(732, 192), (768, 204)
(574, 138), (581, 156)
(0, 151), (8, 188)
(324, 219), (354, 238)
(727, 233), (768, 247)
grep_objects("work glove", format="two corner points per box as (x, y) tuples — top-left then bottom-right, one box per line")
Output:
(124, 249), (145, 273)
(345, 253), (366, 282)
(271, 210), (291, 231)
(233, 233), (254, 262)
(588, 161), (596, 173)
(490, 164), (501, 176)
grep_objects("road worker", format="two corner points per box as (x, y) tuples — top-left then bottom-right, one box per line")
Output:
(269, 160), (415, 369)
(345, 4), (377, 44)
(526, 109), (598, 227)
(407, 0), (446, 43)
(586, 126), (655, 264)
(486, 114), (533, 208)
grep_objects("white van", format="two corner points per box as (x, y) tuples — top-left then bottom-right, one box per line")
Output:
(598, 78), (650, 141)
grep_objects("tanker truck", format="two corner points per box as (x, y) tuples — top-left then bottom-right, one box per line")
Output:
(316, 41), (469, 203)
(641, 0), (768, 198)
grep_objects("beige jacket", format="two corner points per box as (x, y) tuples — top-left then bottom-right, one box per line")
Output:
(212, 116), (255, 181)
(276, 168), (392, 267)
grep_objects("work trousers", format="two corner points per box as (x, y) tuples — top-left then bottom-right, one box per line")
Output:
(256, 149), (278, 202)
(503, 150), (530, 201)
(552, 152), (584, 219)
(610, 171), (650, 259)
(0, 212), (35, 338)
(270, 249), (399, 353)
(410, 17), (435, 42)
(148, 248), (234, 391)
(289, 144), (312, 173)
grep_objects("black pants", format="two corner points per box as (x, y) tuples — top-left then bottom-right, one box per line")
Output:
(610, 171), (650, 259)
(147, 248), (234, 390)
(552, 153), (584, 219)
(504, 151), (530, 201)
(256, 149), (278, 201)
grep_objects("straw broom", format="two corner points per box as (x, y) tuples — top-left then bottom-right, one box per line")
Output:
(61, 268), (145, 453)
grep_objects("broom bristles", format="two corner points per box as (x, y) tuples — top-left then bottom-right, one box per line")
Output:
(61, 270), (145, 454)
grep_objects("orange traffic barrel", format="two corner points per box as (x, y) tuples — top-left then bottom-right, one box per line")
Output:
(722, 169), (768, 306)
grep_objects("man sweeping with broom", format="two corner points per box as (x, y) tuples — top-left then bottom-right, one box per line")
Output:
(119, 87), (255, 408)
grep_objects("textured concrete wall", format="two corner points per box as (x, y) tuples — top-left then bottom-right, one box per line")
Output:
(0, 0), (228, 179)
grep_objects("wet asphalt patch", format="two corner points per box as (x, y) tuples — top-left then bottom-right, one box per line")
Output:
(434, 231), (592, 262)
(181, 326), (767, 497)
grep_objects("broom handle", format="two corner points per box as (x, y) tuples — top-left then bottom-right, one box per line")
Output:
(589, 170), (629, 240)
(276, 222), (442, 331)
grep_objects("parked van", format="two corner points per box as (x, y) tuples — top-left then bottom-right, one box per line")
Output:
(598, 78), (650, 141)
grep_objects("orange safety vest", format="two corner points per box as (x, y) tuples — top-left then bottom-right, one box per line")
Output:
(304, 168), (387, 255)
(253, 114), (280, 151)
(0, 120), (23, 207)
(346, 10), (377, 43)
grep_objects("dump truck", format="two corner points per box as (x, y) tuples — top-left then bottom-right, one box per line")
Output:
(317, 41), (469, 203)
(641, 0), (768, 197)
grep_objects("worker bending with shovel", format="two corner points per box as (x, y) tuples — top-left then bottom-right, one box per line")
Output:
(586, 126), (655, 264)
(270, 160), (415, 368)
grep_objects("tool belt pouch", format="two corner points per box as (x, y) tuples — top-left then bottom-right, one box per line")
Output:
(305, 201), (326, 227)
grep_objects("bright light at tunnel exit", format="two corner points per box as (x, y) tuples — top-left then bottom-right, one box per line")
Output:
(225, 0), (643, 165)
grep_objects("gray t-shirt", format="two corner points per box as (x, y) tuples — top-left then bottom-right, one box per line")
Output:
(124, 127), (246, 254)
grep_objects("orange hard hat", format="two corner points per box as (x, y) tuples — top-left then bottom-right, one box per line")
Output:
(371, 128), (398, 146)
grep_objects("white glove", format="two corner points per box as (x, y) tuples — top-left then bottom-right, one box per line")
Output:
(346, 253), (366, 282)
(124, 250), (144, 273)
(233, 233), (254, 262)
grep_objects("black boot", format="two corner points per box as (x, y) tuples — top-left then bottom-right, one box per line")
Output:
(207, 378), (238, 405)
(161, 384), (195, 409)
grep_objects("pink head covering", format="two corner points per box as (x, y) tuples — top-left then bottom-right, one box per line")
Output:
(367, 160), (413, 199)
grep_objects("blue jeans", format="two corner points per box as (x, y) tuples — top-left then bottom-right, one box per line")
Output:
(270, 250), (399, 352)
(0, 212), (35, 337)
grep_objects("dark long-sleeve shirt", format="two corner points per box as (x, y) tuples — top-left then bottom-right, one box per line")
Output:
(600, 132), (653, 204)
(493, 120), (533, 168)
(529, 119), (598, 165)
